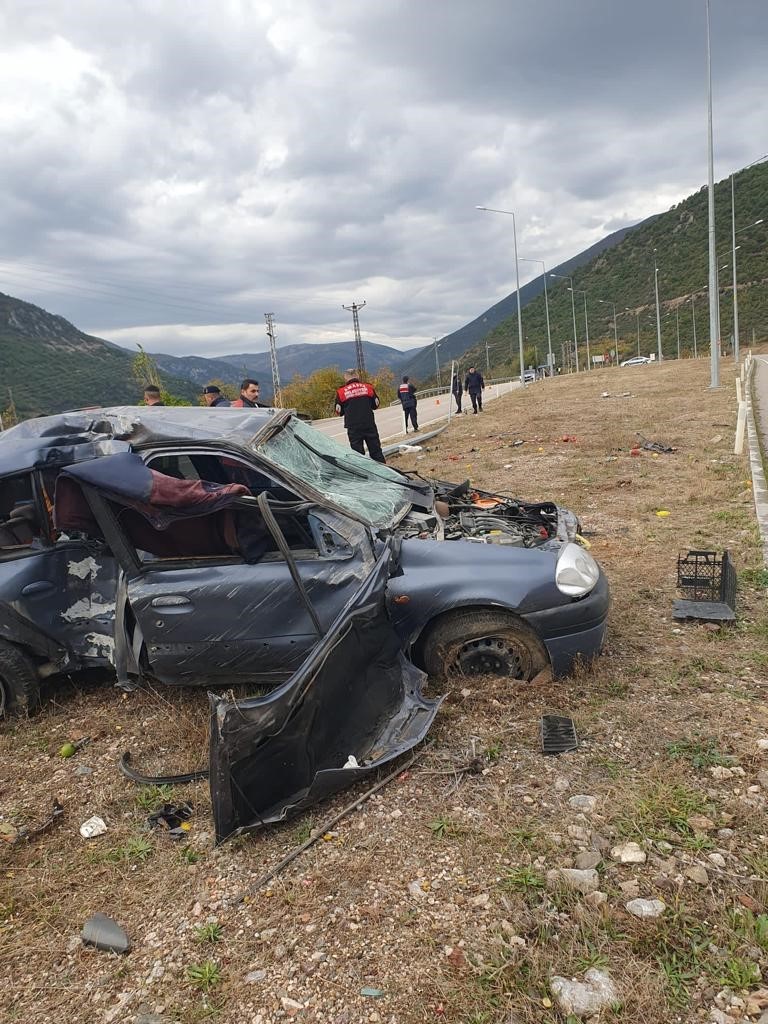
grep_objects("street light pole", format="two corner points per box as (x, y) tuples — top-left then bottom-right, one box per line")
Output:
(519, 256), (554, 373)
(485, 338), (491, 375)
(569, 289), (591, 369)
(675, 306), (680, 359)
(691, 294), (698, 358)
(706, 0), (719, 387)
(598, 299), (618, 360)
(476, 206), (526, 386)
(550, 273), (580, 372)
(433, 338), (441, 389)
(635, 310), (641, 356)
(653, 254), (663, 362)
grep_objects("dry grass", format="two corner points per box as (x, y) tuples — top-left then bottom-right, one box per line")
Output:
(2, 355), (768, 1024)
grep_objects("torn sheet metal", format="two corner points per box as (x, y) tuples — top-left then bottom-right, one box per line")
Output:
(208, 546), (441, 843)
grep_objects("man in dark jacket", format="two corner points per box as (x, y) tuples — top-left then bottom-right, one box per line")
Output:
(231, 378), (265, 408)
(451, 372), (462, 413)
(397, 375), (419, 432)
(334, 369), (385, 463)
(464, 367), (485, 413)
(202, 385), (231, 407)
(143, 384), (164, 406)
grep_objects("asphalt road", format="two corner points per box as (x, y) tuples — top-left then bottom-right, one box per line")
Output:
(312, 380), (519, 446)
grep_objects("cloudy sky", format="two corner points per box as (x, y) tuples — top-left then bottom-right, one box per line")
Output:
(1, 0), (766, 358)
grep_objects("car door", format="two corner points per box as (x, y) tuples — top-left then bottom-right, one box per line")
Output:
(73, 452), (375, 687)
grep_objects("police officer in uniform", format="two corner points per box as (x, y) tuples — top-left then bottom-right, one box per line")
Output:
(397, 375), (419, 432)
(334, 369), (385, 463)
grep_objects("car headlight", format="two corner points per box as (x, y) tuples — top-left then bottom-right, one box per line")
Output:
(555, 542), (600, 597)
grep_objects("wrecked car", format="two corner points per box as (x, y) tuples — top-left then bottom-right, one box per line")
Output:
(0, 407), (609, 714)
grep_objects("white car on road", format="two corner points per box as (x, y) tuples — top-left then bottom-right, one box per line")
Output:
(620, 356), (650, 367)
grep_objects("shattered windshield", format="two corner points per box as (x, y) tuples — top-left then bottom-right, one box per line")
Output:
(256, 419), (425, 527)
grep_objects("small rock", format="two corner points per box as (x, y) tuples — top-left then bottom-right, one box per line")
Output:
(590, 833), (610, 853)
(710, 766), (734, 780)
(757, 772), (768, 791)
(568, 795), (597, 813)
(687, 814), (715, 832)
(585, 890), (608, 908)
(408, 879), (429, 898)
(619, 879), (640, 898)
(554, 777), (571, 793)
(245, 970), (266, 984)
(708, 853), (727, 868)
(281, 996), (304, 1015)
(574, 851), (602, 870)
(626, 898), (666, 919)
(79, 815), (108, 839)
(685, 866), (709, 885)
(471, 893), (490, 908)
(546, 868), (600, 894)
(710, 1009), (731, 1024)
(567, 825), (591, 843)
(550, 968), (619, 1018)
(756, 739), (768, 752)
(75, 764), (93, 776)
(717, 828), (735, 840)
(611, 841), (646, 864)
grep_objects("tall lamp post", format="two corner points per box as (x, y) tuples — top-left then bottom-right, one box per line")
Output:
(690, 294), (698, 358)
(598, 299), (618, 361)
(706, 0), (719, 387)
(476, 206), (526, 386)
(519, 256), (553, 373)
(653, 252), (663, 362)
(569, 288), (591, 369)
(549, 272), (580, 372)
(433, 338), (442, 388)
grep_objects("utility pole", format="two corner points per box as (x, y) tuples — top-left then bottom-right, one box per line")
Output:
(706, 0), (719, 387)
(485, 338), (491, 375)
(342, 300), (367, 377)
(264, 313), (282, 407)
(433, 338), (442, 388)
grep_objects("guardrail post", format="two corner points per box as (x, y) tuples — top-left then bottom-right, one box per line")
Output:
(734, 401), (747, 455)
(736, 377), (742, 404)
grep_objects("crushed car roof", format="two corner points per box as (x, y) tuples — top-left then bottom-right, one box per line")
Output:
(0, 406), (285, 476)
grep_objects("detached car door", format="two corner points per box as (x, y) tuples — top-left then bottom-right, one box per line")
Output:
(60, 452), (375, 688)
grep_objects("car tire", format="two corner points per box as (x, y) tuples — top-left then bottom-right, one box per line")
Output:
(420, 609), (549, 681)
(0, 640), (41, 716)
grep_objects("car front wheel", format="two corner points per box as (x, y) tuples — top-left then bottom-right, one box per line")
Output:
(0, 641), (41, 716)
(420, 609), (549, 681)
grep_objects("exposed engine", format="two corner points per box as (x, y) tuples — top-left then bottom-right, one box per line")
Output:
(396, 479), (559, 548)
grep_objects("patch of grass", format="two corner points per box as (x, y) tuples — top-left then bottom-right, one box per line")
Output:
(484, 740), (503, 763)
(506, 824), (542, 850)
(728, 909), (768, 952)
(665, 737), (733, 769)
(592, 756), (625, 779)
(186, 961), (222, 992)
(194, 922), (223, 944)
(499, 866), (545, 896)
(616, 782), (709, 843)
(657, 951), (701, 1008)
(428, 815), (462, 840)
(105, 835), (154, 864)
(716, 956), (760, 989)
(134, 784), (174, 812)
(293, 820), (313, 844)
(180, 846), (202, 865)
(740, 567), (768, 588)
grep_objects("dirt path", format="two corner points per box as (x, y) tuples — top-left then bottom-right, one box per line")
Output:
(2, 356), (768, 1024)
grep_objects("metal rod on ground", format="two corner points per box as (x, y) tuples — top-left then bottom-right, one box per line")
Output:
(233, 745), (428, 903)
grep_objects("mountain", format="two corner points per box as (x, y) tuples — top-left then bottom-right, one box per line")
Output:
(0, 292), (198, 419)
(400, 221), (649, 383)
(152, 340), (425, 398)
(455, 160), (768, 377)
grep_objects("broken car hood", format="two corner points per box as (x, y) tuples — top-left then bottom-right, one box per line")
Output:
(208, 545), (441, 843)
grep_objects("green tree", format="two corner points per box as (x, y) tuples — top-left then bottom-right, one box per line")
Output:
(132, 345), (189, 406)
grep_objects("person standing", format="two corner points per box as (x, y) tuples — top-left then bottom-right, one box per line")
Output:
(334, 369), (385, 463)
(143, 384), (164, 406)
(464, 366), (485, 413)
(451, 372), (462, 413)
(231, 378), (265, 408)
(397, 375), (419, 433)
(202, 385), (231, 407)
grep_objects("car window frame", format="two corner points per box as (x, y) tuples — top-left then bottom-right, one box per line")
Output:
(0, 469), (51, 561)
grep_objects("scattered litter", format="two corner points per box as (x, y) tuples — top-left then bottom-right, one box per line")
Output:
(398, 444), (423, 453)
(541, 715), (578, 755)
(79, 815), (108, 839)
(561, 434), (578, 443)
(75, 764), (93, 776)
(512, 439), (525, 447)
(630, 447), (641, 457)
(710, 434), (723, 444)
(81, 912), (131, 954)
(655, 509), (670, 517)
(636, 432), (677, 453)
(58, 737), (89, 759)
(342, 755), (360, 769)
(503, 463), (514, 469)
(673, 550), (737, 624)
(601, 391), (610, 398)
(146, 802), (193, 839)
(360, 987), (385, 998)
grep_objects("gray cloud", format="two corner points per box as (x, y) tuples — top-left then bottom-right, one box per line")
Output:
(0, 0), (766, 360)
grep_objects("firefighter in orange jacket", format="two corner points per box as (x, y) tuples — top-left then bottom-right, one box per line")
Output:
(334, 369), (385, 463)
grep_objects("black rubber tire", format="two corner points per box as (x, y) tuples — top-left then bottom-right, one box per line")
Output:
(0, 641), (41, 717)
(420, 608), (549, 681)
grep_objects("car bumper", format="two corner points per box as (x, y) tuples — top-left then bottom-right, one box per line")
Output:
(522, 570), (610, 677)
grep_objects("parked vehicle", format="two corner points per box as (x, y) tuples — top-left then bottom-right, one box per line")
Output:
(0, 407), (609, 714)
(620, 356), (650, 366)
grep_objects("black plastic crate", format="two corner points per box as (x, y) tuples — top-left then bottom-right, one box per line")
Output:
(674, 550), (736, 623)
